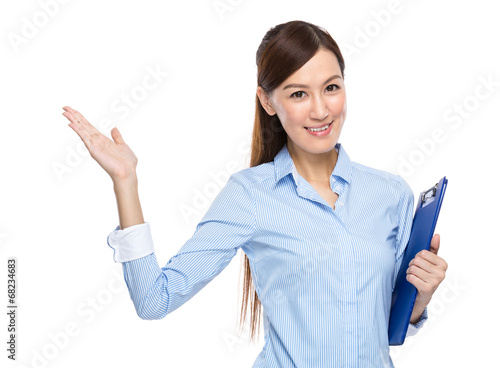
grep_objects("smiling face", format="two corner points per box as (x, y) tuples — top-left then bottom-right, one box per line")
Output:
(257, 47), (347, 155)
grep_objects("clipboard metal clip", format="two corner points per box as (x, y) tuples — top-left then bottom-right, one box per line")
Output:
(421, 182), (438, 203)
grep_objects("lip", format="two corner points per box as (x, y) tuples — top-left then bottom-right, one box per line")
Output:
(305, 121), (332, 129)
(304, 120), (333, 137)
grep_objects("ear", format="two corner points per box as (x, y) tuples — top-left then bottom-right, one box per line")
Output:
(257, 86), (277, 117)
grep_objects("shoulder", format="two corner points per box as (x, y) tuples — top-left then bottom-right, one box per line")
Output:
(351, 161), (414, 202)
(230, 162), (275, 186)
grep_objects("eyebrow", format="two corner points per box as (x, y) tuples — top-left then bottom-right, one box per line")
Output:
(282, 75), (342, 90)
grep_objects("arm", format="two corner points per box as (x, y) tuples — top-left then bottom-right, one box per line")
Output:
(107, 172), (256, 319)
(62, 106), (255, 319)
(113, 173), (145, 230)
(406, 306), (428, 337)
(409, 299), (426, 325)
(406, 233), (447, 335)
(393, 177), (429, 336)
(393, 240), (429, 337)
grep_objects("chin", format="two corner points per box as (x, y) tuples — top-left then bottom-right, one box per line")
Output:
(292, 137), (339, 155)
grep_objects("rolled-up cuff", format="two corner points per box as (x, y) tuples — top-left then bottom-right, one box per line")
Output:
(107, 222), (155, 263)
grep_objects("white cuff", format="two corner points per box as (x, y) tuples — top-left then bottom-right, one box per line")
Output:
(406, 306), (428, 337)
(107, 222), (155, 263)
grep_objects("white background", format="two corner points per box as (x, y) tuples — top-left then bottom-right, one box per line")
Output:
(1, 0), (499, 367)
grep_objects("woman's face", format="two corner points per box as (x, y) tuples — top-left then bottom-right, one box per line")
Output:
(257, 48), (347, 155)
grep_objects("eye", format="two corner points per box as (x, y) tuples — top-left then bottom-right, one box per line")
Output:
(290, 84), (340, 100)
(290, 91), (305, 99)
(326, 84), (339, 92)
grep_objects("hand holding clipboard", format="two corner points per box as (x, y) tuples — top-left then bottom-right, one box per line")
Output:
(388, 176), (448, 345)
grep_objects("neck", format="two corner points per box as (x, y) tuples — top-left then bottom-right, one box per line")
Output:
(287, 140), (339, 182)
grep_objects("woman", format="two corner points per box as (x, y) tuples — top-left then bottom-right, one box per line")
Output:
(62, 20), (448, 367)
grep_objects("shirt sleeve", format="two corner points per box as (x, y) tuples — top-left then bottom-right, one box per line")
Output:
(106, 171), (256, 320)
(393, 177), (429, 335)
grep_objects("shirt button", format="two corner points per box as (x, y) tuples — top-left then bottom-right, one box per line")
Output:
(334, 186), (340, 192)
(338, 201), (344, 206)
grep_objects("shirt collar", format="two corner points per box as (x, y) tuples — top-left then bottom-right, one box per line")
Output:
(273, 142), (353, 186)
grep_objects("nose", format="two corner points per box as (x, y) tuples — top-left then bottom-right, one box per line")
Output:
(310, 94), (329, 120)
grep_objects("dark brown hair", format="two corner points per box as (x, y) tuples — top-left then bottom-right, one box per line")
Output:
(237, 20), (346, 343)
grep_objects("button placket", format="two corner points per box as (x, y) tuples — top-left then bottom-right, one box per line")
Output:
(332, 179), (344, 211)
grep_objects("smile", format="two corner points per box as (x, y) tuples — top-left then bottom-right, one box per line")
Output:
(305, 121), (333, 132)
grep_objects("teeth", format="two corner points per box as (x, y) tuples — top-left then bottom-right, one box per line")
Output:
(307, 123), (330, 132)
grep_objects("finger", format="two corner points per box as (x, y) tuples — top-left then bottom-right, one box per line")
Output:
(429, 234), (440, 255)
(62, 111), (94, 144)
(406, 273), (427, 291)
(110, 127), (125, 145)
(407, 262), (432, 281)
(408, 256), (435, 274)
(62, 108), (112, 150)
(63, 106), (101, 136)
(416, 249), (447, 270)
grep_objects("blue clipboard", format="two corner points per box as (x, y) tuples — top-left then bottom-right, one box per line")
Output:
(388, 176), (448, 345)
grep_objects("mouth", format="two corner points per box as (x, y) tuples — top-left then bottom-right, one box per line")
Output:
(305, 120), (333, 132)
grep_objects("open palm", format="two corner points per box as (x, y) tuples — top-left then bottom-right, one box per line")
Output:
(62, 106), (138, 182)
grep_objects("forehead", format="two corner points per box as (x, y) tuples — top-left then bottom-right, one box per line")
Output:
(280, 49), (341, 86)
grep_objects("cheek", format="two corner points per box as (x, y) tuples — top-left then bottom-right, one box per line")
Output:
(279, 102), (309, 127)
(330, 94), (347, 115)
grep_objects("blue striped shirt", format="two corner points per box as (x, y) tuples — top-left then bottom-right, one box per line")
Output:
(107, 142), (427, 367)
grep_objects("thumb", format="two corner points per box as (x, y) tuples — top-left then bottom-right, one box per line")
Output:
(429, 233), (440, 255)
(110, 127), (125, 145)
